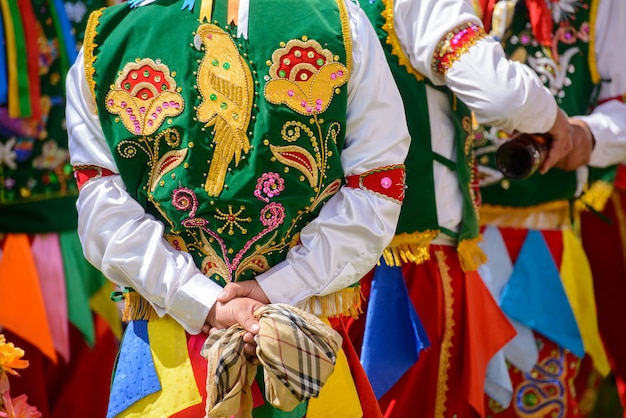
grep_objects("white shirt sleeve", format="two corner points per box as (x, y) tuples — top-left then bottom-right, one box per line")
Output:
(67, 50), (223, 335)
(67, 1), (410, 327)
(576, 0), (626, 168)
(393, 0), (558, 134)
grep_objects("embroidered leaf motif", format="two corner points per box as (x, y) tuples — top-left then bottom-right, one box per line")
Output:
(311, 178), (342, 211)
(269, 144), (318, 187)
(199, 229), (231, 282)
(236, 254), (270, 277)
(195, 23), (254, 197)
(150, 149), (188, 192)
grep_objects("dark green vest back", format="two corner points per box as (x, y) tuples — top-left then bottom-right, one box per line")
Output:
(361, 0), (484, 270)
(87, 0), (351, 284)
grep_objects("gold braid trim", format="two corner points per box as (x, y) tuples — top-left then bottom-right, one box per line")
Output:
(588, 0), (601, 84)
(303, 285), (364, 320)
(336, 0), (352, 76)
(434, 250), (455, 418)
(457, 236), (487, 272)
(576, 180), (614, 212)
(122, 291), (160, 321)
(382, 229), (440, 267)
(83, 9), (104, 112)
(123, 285), (363, 322)
(380, 0), (424, 81)
(480, 200), (572, 230)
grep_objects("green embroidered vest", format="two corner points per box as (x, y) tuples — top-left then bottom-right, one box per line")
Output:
(361, 0), (484, 271)
(476, 0), (614, 210)
(86, 0), (352, 289)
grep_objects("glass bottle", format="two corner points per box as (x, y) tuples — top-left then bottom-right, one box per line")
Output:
(495, 133), (552, 180)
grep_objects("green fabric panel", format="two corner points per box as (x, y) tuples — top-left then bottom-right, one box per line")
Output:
(252, 367), (308, 417)
(477, 1), (612, 207)
(91, 0), (350, 283)
(59, 229), (109, 346)
(448, 94), (480, 241)
(0, 196), (78, 232)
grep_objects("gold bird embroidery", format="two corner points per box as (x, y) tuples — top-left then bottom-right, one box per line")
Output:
(195, 23), (254, 196)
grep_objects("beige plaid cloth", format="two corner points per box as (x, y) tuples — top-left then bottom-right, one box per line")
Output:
(201, 303), (343, 418)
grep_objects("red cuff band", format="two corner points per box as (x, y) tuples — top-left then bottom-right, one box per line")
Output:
(597, 94), (626, 107)
(73, 166), (116, 190)
(345, 164), (406, 203)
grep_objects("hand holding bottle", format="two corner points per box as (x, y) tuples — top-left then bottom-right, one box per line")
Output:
(553, 118), (594, 171)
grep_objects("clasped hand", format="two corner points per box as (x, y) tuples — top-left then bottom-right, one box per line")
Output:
(203, 280), (271, 357)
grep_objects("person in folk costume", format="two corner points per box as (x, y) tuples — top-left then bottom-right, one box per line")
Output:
(340, 0), (588, 417)
(66, 0), (411, 416)
(469, 0), (626, 416)
(0, 1), (123, 417)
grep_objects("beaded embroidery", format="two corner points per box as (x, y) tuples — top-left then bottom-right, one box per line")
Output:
(105, 58), (185, 136)
(195, 23), (254, 197)
(432, 22), (488, 75)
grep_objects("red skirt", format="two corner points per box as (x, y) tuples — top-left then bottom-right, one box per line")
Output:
(346, 245), (515, 418)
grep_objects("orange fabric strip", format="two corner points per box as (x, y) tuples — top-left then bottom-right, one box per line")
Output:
(0, 234), (57, 363)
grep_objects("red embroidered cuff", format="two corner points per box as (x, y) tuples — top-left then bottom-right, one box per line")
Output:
(73, 165), (116, 190)
(345, 164), (406, 204)
(597, 94), (626, 107)
(432, 22), (488, 75)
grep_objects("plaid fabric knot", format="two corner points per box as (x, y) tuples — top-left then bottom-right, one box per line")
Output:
(201, 303), (343, 417)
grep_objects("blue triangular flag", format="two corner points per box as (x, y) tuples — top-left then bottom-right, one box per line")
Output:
(361, 260), (429, 399)
(500, 230), (584, 357)
(107, 321), (161, 418)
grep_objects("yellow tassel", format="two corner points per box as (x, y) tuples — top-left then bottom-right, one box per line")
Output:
(382, 230), (440, 266)
(122, 291), (160, 322)
(576, 180), (614, 213)
(304, 286), (363, 319)
(457, 236), (487, 272)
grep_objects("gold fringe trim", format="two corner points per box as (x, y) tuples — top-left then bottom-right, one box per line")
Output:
(480, 200), (572, 230)
(380, 0), (424, 81)
(576, 180), (614, 213)
(123, 285), (362, 322)
(303, 285), (363, 320)
(434, 250), (455, 418)
(122, 291), (160, 322)
(457, 236), (487, 272)
(83, 9), (104, 112)
(382, 229), (440, 267)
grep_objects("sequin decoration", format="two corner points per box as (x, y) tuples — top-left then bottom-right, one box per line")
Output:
(194, 23), (254, 197)
(105, 58), (184, 136)
(264, 38), (348, 116)
(432, 22), (488, 75)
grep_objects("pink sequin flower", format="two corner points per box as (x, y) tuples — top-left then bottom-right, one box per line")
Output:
(260, 202), (285, 228)
(254, 172), (285, 203)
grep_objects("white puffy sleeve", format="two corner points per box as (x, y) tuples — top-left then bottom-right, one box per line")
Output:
(67, 49), (223, 334)
(393, 0), (558, 134)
